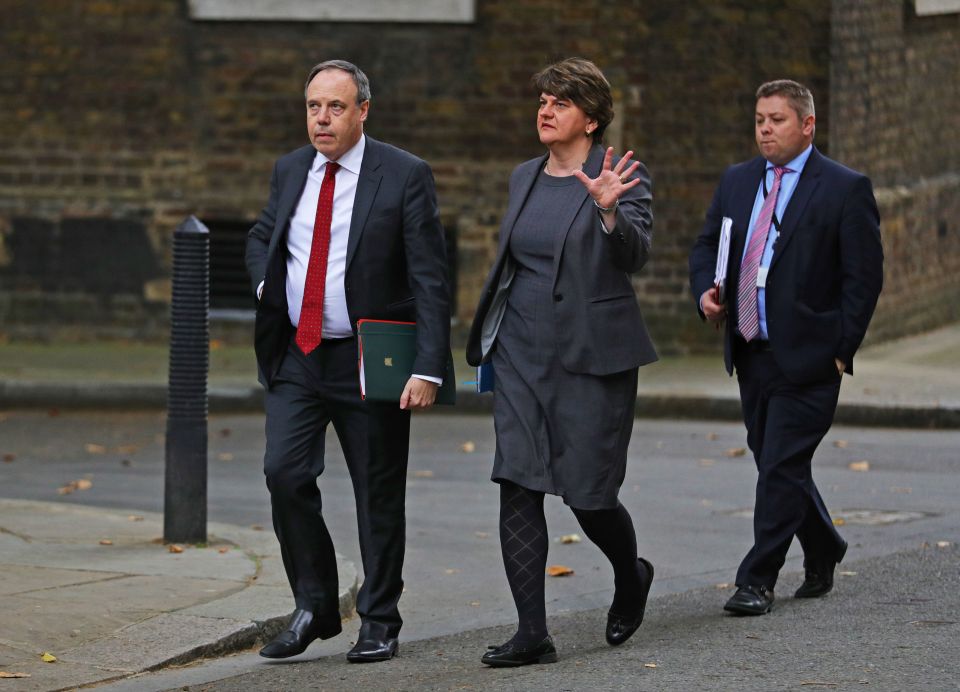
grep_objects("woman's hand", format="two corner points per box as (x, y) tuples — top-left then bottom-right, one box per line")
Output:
(573, 147), (642, 211)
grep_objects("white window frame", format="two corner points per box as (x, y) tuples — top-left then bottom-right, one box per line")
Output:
(913, 0), (960, 15)
(188, 0), (475, 23)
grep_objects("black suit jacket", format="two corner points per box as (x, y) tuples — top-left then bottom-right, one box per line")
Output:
(689, 147), (883, 383)
(246, 136), (451, 388)
(467, 145), (657, 375)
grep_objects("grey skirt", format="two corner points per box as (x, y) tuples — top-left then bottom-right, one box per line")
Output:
(492, 273), (638, 510)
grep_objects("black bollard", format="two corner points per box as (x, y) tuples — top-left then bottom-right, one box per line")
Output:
(163, 215), (209, 544)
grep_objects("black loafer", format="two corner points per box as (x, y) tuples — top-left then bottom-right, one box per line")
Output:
(346, 621), (399, 663)
(723, 585), (774, 615)
(795, 540), (848, 599)
(481, 635), (558, 667)
(606, 557), (655, 646)
(259, 608), (342, 658)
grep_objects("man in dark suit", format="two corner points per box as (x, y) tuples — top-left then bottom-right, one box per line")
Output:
(246, 60), (450, 660)
(689, 79), (883, 615)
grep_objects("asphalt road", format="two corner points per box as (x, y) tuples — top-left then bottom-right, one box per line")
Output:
(1, 411), (958, 690)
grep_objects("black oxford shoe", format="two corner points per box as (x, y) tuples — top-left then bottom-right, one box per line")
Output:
(723, 585), (775, 616)
(795, 540), (848, 599)
(259, 609), (342, 659)
(346, 621), (399, 663)
(481, 635), (558, 667)
(606, 557), (655, 647)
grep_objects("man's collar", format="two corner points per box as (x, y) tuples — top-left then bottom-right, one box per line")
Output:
(766, 143), (813, 174)
(312, 134), (366, 175)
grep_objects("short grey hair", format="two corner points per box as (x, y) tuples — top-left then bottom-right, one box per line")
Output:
(304, 60), (372, 104)
(756, 79), (815, 121)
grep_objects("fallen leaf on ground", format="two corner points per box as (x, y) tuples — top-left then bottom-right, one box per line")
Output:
(706, 432), (719, 440)
(833, 440), (849, 448)
(168, 544), (184, 553)
(546, 565), (574, 577)
(99, 539), (113, 546)
(218, 547), (229, 554)
(698, 458), (715, 467)
(644, 662), (658, 669)
(128, 515), (144, 522)
(444, 568), (461, 575)
(47, 408), (60, 417)
(890, 486), (912, 494)
(833, 517), (846, 526)
(469, 601), (480, 607)
(218, 453), (234, 462)
(474, 531), (489, 539)
(839, 570), (858, 576)
(412, 470), (434, 478)
(559, 534), (582, 544)
(2, 453), (14, 463)
(210, 339), (224, 350)
(40, 652), (57, 663)
(219, 428), (232, 437)
(58, 479), (93, 495)
(121, 459), (133, 467)
(460, 441), (476, 453)
(937, 541), (952, 548)
(116, 444), (139, 454)
(848, 460), (870, 472)
(715, 582), (732, 589)
(724, 447), (746, 457)
(0, 672), (31, 678)
(250, 524), (264, 531)
(84, 443), (106, 454)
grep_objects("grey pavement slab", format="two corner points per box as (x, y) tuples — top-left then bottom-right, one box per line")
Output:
(0, 499), (357, 689)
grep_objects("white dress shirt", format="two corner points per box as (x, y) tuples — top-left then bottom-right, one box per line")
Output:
(285, 137), (364, 338)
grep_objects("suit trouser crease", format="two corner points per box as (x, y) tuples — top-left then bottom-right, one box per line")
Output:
(735, 350), (844, 588)
(263, 338), (410, 633)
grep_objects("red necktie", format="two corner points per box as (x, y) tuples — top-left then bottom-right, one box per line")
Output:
(737, 165), (790, 341)
(296, 161), (340, 354)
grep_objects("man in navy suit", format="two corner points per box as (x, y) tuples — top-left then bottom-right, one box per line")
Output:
(246, 60), (450, 658)
(689, 79), (883, 615)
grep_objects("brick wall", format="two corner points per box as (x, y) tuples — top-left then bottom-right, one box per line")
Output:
(0, 0), (957, 353)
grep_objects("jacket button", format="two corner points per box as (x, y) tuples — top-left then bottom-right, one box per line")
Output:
(553, 294), (563, 302)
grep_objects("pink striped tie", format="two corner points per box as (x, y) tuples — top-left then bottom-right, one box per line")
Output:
(737, 165), (790, 342)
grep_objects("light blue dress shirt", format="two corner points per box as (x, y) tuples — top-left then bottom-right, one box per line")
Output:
(741, 144), (813, 339)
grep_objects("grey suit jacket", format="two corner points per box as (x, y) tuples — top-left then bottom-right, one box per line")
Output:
(246, 136), (451, 388)
(467, 145), (657, 376)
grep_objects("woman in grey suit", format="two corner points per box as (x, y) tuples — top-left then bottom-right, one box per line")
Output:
(466, 57), (657, 667)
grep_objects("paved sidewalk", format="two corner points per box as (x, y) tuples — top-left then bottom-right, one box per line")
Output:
(0, 324), (958, 427)
(0, 500), (356, 691)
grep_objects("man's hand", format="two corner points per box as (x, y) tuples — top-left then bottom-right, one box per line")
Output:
(835, 358), (845, 376)
(700, 287), (726, 323)
(400, 377), (438, 411)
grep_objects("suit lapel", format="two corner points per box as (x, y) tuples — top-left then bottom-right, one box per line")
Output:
(769, 147), (822, 272)
(345, 135), (383, 272)
(272, 146), (315, 255)
(548, 145), (599, 280)
(497, 154), (546, 253)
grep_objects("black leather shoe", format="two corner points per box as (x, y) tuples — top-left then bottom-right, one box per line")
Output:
(606, 557), (654, 646)
(481, 635), (558, 667)
(795, 540), (847, 599)
(346, 621), (399, 663)
(723, 585), (774, 615)
(259, 609), (342, 658)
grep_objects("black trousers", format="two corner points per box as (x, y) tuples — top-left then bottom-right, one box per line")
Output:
(734, 345), (846, 589)
(263, 336), (410, 636)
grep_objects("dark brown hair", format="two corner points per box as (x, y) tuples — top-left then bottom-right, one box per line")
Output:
(756, 79), (815, 121)
(533, 57), (614, 145)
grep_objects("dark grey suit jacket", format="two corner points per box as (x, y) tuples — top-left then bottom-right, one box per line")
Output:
(689, 147), (883, 383)
(467, 145), (657, 376)
(247, 135), (451, 388)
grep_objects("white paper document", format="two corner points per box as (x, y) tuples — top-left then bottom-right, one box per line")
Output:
(714, 216), (733, 301)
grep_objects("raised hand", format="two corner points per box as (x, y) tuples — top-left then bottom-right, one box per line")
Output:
(572, 147), (642, 210)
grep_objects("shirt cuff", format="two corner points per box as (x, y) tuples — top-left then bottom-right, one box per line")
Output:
(598, 214), (614, 235)
(412, 374), (442, 386)
(256, 280), (264, 301)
